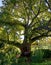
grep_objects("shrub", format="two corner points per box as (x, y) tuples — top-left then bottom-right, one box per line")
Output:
(31, 49), (44, 63)
(42, 49), (51, 59)
(31, 49), (51, 63)
(0, 46), (20, 65)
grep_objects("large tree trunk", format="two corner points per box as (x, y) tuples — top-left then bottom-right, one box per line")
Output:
(20, 43), (31, 62)
(19, 24), (31, 61)
(21, 43), (31, 57)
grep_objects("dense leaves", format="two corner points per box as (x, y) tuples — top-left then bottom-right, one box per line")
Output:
(0, 0), (51, 59)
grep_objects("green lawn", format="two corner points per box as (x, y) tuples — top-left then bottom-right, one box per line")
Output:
(16, 60), (51, 65)
(30, 61), (51, 65)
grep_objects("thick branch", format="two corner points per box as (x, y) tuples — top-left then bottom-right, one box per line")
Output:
(29, 0), (41, 27)
(29, 19), (51, 43)
(31, 31), (51, 43)
(32, 19), (51, 31)
(32, 26), (51, 32)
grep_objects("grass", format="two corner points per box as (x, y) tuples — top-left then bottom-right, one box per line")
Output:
(16, 60), (51, 65)
(31, 61), (51, 65)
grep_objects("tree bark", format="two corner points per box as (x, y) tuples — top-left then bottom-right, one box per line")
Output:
(20, 43), (31, 58)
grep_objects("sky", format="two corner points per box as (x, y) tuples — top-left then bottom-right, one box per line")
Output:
(0, 0), (3, 7)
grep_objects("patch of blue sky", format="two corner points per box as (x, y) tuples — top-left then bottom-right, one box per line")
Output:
(0, 0), (3, 7)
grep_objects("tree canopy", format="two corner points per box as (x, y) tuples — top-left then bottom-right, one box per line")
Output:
(0, 0), (51, 56)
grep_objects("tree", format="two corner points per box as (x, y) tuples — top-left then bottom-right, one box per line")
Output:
(0, 0), (51, 58)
